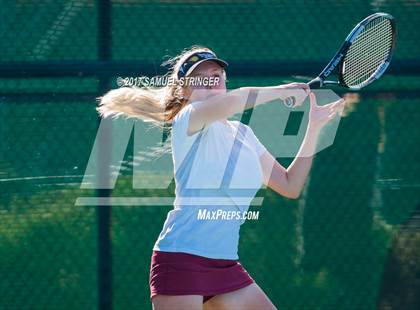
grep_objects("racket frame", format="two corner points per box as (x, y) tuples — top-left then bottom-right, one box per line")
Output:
(311, 12), (396, 90)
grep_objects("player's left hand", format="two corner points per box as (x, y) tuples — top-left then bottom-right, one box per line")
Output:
(308, 92), (346, 131)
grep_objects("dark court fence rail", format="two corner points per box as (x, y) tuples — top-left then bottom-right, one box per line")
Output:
(0, 1), (419, 309)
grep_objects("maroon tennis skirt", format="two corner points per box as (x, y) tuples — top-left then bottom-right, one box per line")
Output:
(149, 250), (254, 303)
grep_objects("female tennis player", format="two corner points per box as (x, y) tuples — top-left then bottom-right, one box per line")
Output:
(97, 46), (345, 309)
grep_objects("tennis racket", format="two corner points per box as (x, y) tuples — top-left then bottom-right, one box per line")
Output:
(284, 12), (397, 107)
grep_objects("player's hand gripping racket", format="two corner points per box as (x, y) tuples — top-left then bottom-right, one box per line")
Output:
(284, 12), (396, 107)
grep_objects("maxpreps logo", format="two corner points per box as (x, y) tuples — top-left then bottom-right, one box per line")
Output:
(76, 89), (344, 207)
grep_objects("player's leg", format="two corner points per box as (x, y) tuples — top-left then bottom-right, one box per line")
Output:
(203, 282), (277, 310)
(152, 294), (203, 310)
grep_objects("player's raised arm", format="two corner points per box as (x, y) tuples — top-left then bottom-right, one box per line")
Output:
(260, 92), (345, 199)
(187, 82), (309, 135)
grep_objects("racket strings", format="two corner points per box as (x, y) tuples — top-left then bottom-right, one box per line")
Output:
(342, 17), (393, 88)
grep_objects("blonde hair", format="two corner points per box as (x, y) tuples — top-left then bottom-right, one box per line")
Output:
(96, 45), (221, 125)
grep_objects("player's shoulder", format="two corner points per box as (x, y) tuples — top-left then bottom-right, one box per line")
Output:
(229, 120), (247, 127)
(172, 101), (204, 130)
(229, 120), (252, 132)
(173, 102), (194, 122)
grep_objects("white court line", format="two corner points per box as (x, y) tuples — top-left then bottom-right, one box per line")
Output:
(75, 197), (265, 206)
(0, 175), (88, 182)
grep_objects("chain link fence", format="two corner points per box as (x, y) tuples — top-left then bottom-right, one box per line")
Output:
(1, 1), (419, 309)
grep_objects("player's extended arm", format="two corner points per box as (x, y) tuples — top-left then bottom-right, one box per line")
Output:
(259, 127), (319, 199)
(260, 92), (345, 199)
(187, 83), (309, 136)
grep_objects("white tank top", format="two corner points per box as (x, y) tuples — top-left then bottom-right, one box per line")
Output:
(153, 101), (267, 259)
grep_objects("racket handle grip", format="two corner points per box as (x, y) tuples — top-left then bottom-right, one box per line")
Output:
(283, 77), (323, 108)
(308, 77), (323, 89)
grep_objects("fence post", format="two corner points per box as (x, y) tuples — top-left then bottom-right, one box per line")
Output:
(97, 0), (112, 309)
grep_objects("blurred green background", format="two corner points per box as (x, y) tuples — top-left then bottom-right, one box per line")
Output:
(0, 1), (419, 309)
